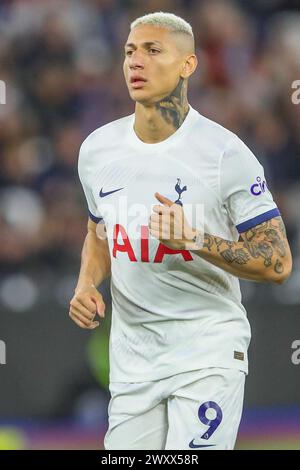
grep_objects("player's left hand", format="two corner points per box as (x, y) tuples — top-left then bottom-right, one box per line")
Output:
(149, 192), (201, 251)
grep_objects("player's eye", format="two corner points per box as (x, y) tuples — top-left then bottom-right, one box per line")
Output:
(125, 50), (133, 56)
(149, 49), (160, 54)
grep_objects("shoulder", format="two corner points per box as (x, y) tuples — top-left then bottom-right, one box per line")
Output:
(191, 108), (237, 152)
(193, 110), (260, 167)
(222, 132), (261, 169)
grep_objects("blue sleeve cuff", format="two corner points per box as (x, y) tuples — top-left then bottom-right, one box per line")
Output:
(88, 210), (104, 224)
(236, 208), (281, 233)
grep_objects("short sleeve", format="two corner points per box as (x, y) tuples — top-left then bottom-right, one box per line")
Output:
(78, 140), (104, 224)
(220, 135), (280, 233)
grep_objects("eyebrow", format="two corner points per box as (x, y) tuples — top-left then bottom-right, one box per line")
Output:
(124, 41), (163, 49)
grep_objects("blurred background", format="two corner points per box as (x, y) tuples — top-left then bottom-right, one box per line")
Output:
(0, 0), (300, 450)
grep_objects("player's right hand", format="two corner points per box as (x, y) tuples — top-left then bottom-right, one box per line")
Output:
(69, 285), (105, 329)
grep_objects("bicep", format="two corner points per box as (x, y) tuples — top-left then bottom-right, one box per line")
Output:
(87, 218), (99, 233)
(239, 216), (292, 273)
(239, 216), (287, 245)
(87, 218), (109, 248)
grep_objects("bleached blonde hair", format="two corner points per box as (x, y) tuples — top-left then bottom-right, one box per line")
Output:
(130, 11), (194, 39)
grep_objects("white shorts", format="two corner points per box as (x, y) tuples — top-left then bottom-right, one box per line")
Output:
(104, 368), (246, 450)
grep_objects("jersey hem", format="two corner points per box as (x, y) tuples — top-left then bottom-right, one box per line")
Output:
(109, 361), (249, 383)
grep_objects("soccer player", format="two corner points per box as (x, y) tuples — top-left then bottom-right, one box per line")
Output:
(69, 12), (292, 450)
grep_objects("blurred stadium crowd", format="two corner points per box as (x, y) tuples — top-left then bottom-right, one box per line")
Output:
(0, 0), (300, 311)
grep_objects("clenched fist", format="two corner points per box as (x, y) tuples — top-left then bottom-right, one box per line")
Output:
(69, 284), (105, 329)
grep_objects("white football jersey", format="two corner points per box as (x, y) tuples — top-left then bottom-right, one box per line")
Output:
(78, 105), (280, 382)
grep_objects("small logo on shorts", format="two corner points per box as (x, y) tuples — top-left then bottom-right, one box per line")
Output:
(189, 440), (216, 448)
(234, 351), (244, 361)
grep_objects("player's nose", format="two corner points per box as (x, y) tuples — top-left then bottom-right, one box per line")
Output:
(129, 51), (145, 69)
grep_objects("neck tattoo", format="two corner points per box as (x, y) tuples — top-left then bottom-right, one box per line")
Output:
(155, 78), (189, 130)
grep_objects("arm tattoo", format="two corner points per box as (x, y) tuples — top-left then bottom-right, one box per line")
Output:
(274, 259), (284, 273)
(155, 78), (189, 129)
(202, 217), (289, 275)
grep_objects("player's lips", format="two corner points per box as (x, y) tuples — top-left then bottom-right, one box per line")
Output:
(130, 75), (147, 89)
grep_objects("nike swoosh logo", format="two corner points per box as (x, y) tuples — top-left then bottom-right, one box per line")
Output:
(189, 440), (216, 449)
(99, 187), (124, 198)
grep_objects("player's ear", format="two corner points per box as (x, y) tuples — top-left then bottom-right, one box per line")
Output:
(181, 55), (198, 79)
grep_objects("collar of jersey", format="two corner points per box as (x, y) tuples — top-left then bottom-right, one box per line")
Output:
(127, 105), (198, 152)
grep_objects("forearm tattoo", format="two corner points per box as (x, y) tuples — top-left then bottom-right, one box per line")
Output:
(203, 217), (289, 275)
